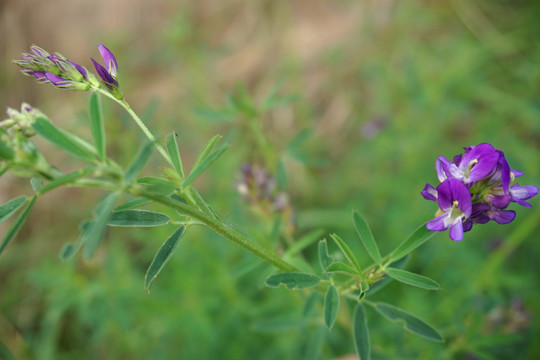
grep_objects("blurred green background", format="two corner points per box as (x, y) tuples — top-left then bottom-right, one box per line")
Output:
(1, 0), (540, 359)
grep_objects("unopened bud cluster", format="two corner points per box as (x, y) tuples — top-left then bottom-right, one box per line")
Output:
(14, 44), (123, 100)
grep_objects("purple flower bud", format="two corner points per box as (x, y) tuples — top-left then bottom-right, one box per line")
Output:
(91, 58), (119, 90)
(45, 72), (72, 87)
(30, 45), (49, 59)
(97, 44), (118, 77)
(69, 61), (87, 79)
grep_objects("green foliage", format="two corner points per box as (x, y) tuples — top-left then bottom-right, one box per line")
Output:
(323, 285), (339, 330)
(353, 304), (370, 360)
(265, 272), (321, 290)
(0, 196), (35, 254)
(145, 226), (186, 291)
(107, 209), (171, 227)
(182, 135), (228, 189)
(353, 211), (382, 264)
(385, 268), (441, 291)
(373, 302), (444, 342)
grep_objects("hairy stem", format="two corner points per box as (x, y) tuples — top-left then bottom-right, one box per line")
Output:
(132, 187), (299, 272)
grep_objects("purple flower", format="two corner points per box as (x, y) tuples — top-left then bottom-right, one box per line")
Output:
(426, 178), (472, 241)
(98, 44), (118, 77)
(437, 144), (500, 184)
(91, 44), (120, 92)
(423, 143), (538, 241)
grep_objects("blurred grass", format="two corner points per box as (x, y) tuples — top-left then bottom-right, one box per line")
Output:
(1, 0), (540, 359)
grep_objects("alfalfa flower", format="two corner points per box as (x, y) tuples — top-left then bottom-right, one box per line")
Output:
(423, 144), (538, 241)
(14, 45), (92, 91)
(91, 44), (123, 99)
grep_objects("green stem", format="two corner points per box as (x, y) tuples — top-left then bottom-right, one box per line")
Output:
(132, 187), (299, 272)
(94, 88), (216, 217)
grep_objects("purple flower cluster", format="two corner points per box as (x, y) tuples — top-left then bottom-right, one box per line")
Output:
(422, 143), (538, 241)
(14, 44), (122, 99)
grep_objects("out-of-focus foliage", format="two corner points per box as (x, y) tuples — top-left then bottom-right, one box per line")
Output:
(1, 1), (539, 359)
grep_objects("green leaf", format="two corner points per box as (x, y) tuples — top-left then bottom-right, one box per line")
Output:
(324, 285), (339, 330)
(83, 192), (120, 259)
(0, 196), (36, 254)
(390, 224), (436, 262)
(353, 304), (370, 360)
(59, 243), (77, 260)
(318, 239), (333, 271)
(107, 210), (171, 227)
(329, 233), (362, 272)
(374, 302), (444, 342)
(192, 135), (221, 170)
(32, 116), (96, 162)
(325, 262), (361, 276)
(181, 139), (228, 189)
(353, 211), (382, 264)
(166, 132), (185, 178)
(30, 177), (43, 192)
(385, 268), (441, 290)
(89, 93), (106, 161)
(265, 272), (320, 290)
(0, 195), (27, 224)
(124, 141), (154, 184)
(145, 226), (186, 291)
(137, 177), (176, 196)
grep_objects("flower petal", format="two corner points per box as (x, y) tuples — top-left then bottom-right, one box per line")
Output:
(448, 220), (464, 241)
(98, 44), (118, 77)
(426, 213), (448, 231)
(487, 209), (516, 224)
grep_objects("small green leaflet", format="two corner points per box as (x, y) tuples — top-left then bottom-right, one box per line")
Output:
(0, 196), (36, 254)
(385, 268), (441, 290)
(166, 132), (185, 178)
(353, 304), (370, 360)
(0, 195), (27, 224)
(145, 226), (186, 292)
(374, 302), (444, 342)
(181, 136), (228, 189)
(353, 211), (382, 264)
(324, 285), (339, 330)
(265, 272), (321, 290)
(318, 239), (333, 271)
(329, 233), (362, 272)
(107, 210), (171, 227)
